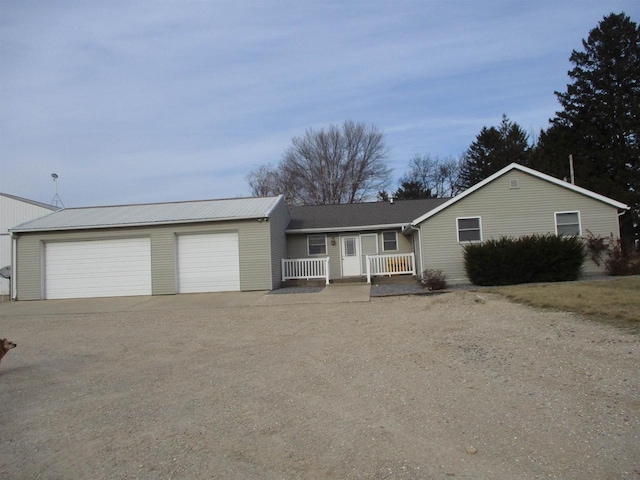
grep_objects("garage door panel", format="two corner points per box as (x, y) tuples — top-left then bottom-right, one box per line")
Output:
(44, 238), (152, 299)
(177, 233), (240, 293)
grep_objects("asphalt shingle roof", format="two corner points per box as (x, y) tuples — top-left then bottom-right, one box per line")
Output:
(287, 198), (450, 231)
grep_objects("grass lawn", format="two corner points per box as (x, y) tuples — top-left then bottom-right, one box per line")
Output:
(493, 276), (640, 331)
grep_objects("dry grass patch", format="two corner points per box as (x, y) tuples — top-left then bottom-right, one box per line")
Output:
(493, 276), (640, 330)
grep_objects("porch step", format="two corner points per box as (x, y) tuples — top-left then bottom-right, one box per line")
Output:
(330, 277), (368, 284)
(281, 279), (329, 288)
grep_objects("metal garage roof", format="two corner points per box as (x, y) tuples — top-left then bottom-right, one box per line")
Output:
(10, 195), (284, 233)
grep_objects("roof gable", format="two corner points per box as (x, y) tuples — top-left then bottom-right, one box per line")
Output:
(287, 198), (449, 232)
(11, 195), (284, 233)
(411, 163), (629, 226)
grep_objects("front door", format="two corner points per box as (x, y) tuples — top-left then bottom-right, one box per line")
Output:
(341, 235), (361, 277)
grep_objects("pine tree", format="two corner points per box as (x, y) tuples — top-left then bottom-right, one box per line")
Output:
(533, 12), (640, 246)
(394, 180), (433, 200)
(459, 115), (530, 190)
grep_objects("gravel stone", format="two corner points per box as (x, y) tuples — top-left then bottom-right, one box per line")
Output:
(268, 286), (325, 294)
(369, 282), (427, 296)
(0, 291), (638, 479)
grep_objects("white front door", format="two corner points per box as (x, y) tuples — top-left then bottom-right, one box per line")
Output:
(341, 235), (361, 277)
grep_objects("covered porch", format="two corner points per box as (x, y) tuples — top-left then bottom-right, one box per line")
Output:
(282, 252), (416, 284)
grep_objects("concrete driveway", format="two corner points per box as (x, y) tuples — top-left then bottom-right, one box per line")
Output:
(0, 284), (371, 316)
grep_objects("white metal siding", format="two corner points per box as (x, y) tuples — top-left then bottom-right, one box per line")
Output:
(44, 238), (152, 299)
(1, 195), (56, 295)
(176, 232), (240, 293)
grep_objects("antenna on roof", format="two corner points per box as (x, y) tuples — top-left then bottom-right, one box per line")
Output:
(51, 173), (65, 208)
(568, 155), (575, 185)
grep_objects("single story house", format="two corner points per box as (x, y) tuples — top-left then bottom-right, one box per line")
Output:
(286, 163), (628, 284)
(9, 163), (629, 300)
(1, 192), (59, 296)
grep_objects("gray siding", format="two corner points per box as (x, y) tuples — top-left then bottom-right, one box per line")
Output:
(419, 170), (624, 284)
(377, 230), (412, 254)
(286, 233), (341, 279)
(328, 236), (342, 278)
(268, 198), (290, 289)
(360, 234), (378, 273)
(411, 231), (422, 277)
(14, 234), (42, 300)
(15, 219), (274, 300)
(237, 223), (272, 291)
(151, 230), (177, 295)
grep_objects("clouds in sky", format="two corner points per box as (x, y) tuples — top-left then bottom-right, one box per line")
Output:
(1, 0), (637, 206)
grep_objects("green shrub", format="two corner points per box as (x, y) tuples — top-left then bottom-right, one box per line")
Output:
(463, 234), (586, 286)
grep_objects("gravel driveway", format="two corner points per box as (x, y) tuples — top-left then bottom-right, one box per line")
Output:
(1, 291), (638, 479)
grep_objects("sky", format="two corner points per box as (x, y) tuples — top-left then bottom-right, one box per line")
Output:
(1, 0), (638, 208)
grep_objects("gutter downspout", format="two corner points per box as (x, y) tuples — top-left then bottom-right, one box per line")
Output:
(617, 207), (630, 240)
(402, 223), (423, 278)
(10, 232), (17, 301)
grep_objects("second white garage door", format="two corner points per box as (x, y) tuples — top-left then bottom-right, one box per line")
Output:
(176, 232), (240, 293)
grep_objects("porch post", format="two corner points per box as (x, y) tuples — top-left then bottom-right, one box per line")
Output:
(366, 255), (371, 283)
(324, 257), (330, 285)
(281, 258), (286, 282)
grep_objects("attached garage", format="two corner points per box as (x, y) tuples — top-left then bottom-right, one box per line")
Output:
(9, 195), (290, 301)
(44, 238), (152, 299)
(176, 232), (240, 293)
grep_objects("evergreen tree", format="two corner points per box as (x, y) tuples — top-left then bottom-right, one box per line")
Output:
(532, 12), (640, 246)
(459, 115), (530, 190)
(394, 180), (433, 200)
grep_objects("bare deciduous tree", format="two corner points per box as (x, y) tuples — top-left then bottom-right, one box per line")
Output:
(246, 121), (391, 205)
(246, 164), (282, 197)
(395, 154), (462, 199)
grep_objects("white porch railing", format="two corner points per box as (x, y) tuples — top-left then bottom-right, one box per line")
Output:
(282, 257), (330, 284)
(366, 253), (416, 283)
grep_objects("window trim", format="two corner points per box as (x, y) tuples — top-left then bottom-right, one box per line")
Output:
(456, 216), (482, 243)
(382, 231), (398, 252)
(307, 234), (327, 256)
(554, 211), (582, 237)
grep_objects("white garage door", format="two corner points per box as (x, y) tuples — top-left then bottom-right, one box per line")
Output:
(177, 232), (240, 293)
(44, 238), (152, 299)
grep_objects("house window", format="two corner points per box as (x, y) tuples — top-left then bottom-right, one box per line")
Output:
(457, 217), (482, 242)
(382, 231), (398, 251)
(307, 235), (327, 255)
(555, 212), (581, 236)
